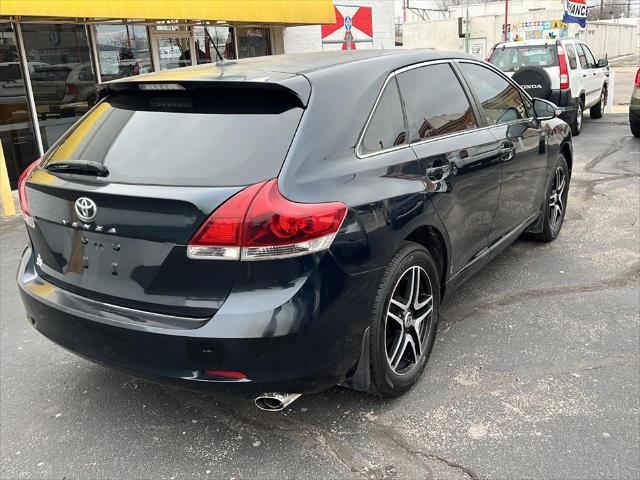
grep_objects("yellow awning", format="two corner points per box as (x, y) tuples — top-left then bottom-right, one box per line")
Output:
(0, 0), (336, 25)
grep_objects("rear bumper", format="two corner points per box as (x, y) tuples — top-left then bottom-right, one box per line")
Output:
(18, 246), (380, 394)
(549, 88), (574, 110)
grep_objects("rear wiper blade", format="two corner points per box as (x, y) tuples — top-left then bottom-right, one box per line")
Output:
(45, 160), (108, 177)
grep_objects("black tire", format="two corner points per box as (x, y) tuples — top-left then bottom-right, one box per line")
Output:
(631, 122), (640, 137)
(525, 155), (570, 242)
(590, 88), (606, 119)
(571, 98), (583, 136)
(368, 241), (440, 398)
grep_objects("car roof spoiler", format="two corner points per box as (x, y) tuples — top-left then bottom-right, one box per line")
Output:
(96, 75), (311, 108)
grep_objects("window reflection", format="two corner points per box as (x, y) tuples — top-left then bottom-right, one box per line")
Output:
(361, 78), (407, 154)
(398, 64), (478, 141)
(236, 27), (271, 59)
(157, 36), (193, 70)
(95, 25), (152, 81)
(458, 63), (527, 125)
(193, 26), (235, 63)
(0, 24), (40, 188)
(21, 24), (96, 151)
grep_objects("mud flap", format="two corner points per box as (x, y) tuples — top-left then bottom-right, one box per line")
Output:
(524, 209), (545, 234)
(339, 327), (370, 392)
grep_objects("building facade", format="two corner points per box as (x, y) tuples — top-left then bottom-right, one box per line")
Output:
(284, 0), (395, 53)
(403, 0), (638, 61)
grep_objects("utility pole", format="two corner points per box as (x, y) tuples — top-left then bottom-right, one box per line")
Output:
(600, 0), (604, 20)
(465, 2), (470, 53)
(503, 0), (509, 42)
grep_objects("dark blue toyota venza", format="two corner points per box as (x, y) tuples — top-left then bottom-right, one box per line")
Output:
(18, 50), (572, 410)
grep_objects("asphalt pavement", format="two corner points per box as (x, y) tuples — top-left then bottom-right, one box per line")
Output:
(1, 113), (638, 479)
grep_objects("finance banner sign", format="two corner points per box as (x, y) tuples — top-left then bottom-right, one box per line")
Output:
(563, 0), (587, 28)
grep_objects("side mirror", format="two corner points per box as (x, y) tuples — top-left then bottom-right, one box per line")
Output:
(533, 98), (559, 121)
(597, 58), (608, 68)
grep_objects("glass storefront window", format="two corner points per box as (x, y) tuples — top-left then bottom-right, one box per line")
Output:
(21, 24), (96, 151)
(193, 26), (235, 63)
(0, 24), (40, 188)
(157, 35), (193, 70)
(95, 25), (152, 81)
(236, 27), (271, 59)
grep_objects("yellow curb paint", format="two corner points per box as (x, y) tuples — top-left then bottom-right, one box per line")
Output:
(0, 140), (17, 217)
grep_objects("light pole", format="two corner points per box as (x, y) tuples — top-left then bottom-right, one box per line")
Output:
(465, 2), (470, 53)
(503, 0), (509, 42)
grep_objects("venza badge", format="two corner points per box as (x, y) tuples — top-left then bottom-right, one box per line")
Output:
(74, 197), (97, 222)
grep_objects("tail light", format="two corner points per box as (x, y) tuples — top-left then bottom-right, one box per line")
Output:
(65, 84), (79, 95)
(635, 68), (640, 87)
(17, 158), (41, 228)
(202, 370), (247, 380)
(557, 41), (570, 90)
(188, 179), (347, 261)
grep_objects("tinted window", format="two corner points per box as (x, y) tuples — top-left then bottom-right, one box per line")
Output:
(360, 78), (407, 154)
(575, 43), (589, 69)
(565, 43), (578, 70)
(459, 63), (527, 125)
(489, 45), (558, 72)
(397, 64), (477, 142)
(43, 89), (303, 187)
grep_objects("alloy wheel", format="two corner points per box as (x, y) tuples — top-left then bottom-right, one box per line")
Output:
(576, 103), (583, 130)
(385, 266), (434, 375)
(549, 165), (566, 230)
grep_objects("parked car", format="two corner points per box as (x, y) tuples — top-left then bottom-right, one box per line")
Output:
(488, 39), (609, 135)
(0, 61), (48, 123)
(29, 62), (96, 117)
(630, 68), (640, 137)
(17, 50), (572, 411)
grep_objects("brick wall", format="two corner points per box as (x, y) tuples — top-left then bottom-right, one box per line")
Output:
(283, 0), (396, 54)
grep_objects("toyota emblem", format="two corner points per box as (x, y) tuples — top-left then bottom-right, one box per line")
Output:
(74, 197), (97, 222)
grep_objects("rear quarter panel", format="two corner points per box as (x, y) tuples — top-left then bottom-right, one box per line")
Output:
(278, 61), (451, 276)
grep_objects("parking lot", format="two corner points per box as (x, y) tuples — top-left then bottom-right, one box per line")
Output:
(1, 105), (639, 478)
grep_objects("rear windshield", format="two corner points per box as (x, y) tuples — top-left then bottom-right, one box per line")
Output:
(42, 88), (304, 186)
(489, 45), (558, 72)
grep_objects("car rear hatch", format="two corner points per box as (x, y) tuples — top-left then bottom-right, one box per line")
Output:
(489, 43), (561, 92)
(22, 77), (307, 318)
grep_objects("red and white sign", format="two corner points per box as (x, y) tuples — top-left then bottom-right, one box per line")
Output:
(321, 5), (373, 50)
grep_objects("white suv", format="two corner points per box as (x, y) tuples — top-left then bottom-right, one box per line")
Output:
(488, 39), (609, 135)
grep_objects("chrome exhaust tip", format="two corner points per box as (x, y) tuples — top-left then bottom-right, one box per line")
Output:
(254, 393), (301, 412)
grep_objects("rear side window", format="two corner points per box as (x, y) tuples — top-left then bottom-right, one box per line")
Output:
(459, 63), (527, 125)
(360, 77), (407, 155)
(575, 44), (589, 69)
(489, 45), (558, 72)
(565, 43), (578, 70)
(43, 88), (303, 186)
(397, 63), (478, 142)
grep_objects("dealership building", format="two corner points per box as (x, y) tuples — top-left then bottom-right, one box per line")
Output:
(0, 0), (395, 204)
